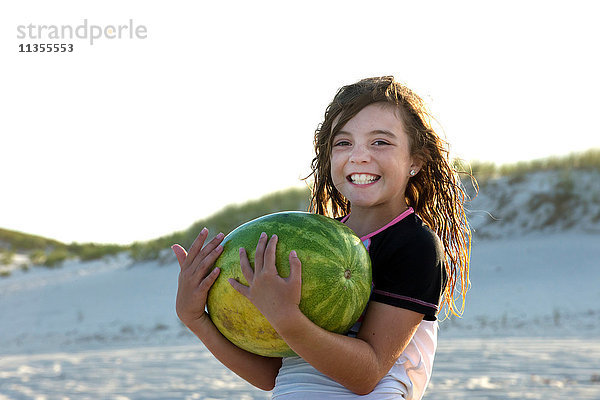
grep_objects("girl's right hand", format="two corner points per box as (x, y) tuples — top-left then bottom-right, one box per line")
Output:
(172, 228), (224, 328)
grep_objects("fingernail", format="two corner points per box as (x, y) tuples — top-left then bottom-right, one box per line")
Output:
(260, 232), (267, 239)
(272, 234), (278, 240)
(290, 250), (297, 257)
(217, 232), (224, 239)
(201, 227), (208, 234)
(239, 247), (245, 254)
(213, 267), (220, 274)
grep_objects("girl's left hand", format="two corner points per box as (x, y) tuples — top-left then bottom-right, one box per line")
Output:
(228, 232), (302, 331)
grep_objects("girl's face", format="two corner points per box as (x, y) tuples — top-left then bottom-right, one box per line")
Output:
(330, 102), (421, 216)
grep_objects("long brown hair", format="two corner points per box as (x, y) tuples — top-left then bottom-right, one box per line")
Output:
(306, 76), (473, 318)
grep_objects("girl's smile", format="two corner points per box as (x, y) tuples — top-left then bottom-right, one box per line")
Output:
(347, 173), (380, 185)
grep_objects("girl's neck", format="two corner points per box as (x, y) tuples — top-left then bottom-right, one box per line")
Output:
(343, 204), (409, 238)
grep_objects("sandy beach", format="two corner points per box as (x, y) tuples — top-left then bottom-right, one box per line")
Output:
(1, 230), (599, 399)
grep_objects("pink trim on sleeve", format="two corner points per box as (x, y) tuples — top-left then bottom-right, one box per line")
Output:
(372, 289), (439, 311)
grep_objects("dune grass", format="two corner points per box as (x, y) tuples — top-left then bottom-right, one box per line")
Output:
(0, 186), (311, 269)
(455, 148), (600, 184)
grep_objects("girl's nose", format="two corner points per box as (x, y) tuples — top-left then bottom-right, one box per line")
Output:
(349, 144), (370, 163)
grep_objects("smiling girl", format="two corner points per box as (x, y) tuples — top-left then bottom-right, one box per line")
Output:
(173, 76), (472, 399)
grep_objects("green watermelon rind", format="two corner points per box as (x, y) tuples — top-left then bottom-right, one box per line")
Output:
(206, 211), (372, 358)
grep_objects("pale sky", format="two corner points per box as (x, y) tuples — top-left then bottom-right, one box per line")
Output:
(1, 0), (599, 244)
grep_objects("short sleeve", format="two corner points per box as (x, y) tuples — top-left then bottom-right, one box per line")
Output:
(369, 224), (446, 321)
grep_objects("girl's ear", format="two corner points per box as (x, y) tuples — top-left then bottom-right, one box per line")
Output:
(409, 156), (424, 177)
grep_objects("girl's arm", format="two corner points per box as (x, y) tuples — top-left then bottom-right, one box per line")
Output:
(278, 301), (422, 395)
(230, 234), (424, 395)
(173, 229), (282, 391)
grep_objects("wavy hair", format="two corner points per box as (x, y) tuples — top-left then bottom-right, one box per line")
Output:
(306, 76), (473, 317)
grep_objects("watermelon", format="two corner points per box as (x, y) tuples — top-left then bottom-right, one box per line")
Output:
(206, 211), (372, 357)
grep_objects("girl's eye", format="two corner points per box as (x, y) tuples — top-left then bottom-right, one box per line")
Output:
(333, 140), (351, 147)
(373, 140), (390, 146)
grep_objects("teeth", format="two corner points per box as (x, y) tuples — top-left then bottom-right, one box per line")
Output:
(350, 174), (379, 185)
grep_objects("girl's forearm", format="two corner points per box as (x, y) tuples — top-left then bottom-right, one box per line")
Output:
(275, 309), (382, 395)
(186, 316), (282, 391)
(275, 304), (421, 396)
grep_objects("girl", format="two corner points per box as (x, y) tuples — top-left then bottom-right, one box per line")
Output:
(173, 76), (472, 399)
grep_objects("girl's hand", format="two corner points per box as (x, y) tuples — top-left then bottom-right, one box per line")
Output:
(172, 228), (224, 328)
(229, 233), (302, 331)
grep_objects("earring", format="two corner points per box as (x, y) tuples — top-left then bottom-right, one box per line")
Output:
(410, 169), (416, 176)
